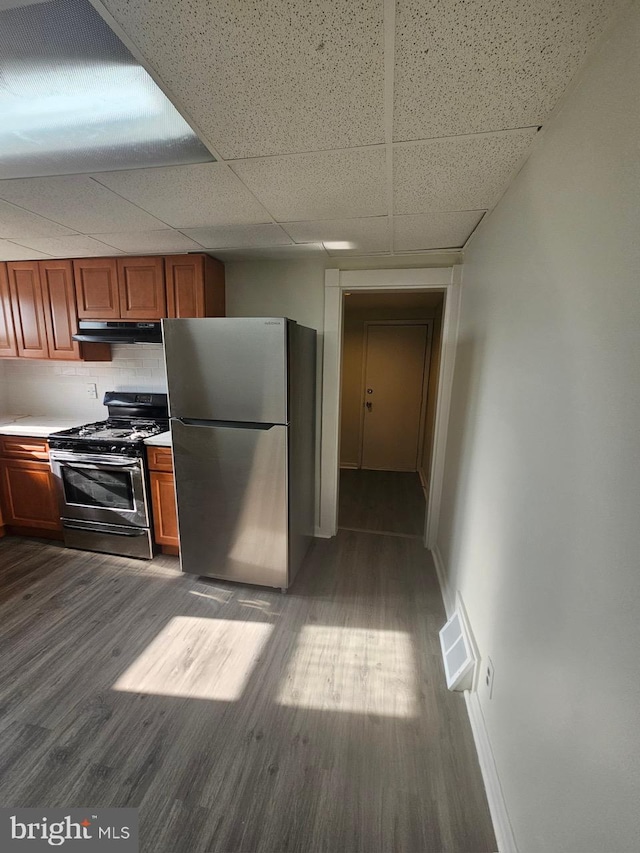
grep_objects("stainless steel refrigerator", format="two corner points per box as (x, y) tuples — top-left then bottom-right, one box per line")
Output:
(162, 317), (316, 590)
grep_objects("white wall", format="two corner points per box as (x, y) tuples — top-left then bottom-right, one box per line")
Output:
(225, 259), (326, 527)
(438, 4), (640, 851)
(225, 259), (326, 332)
(0, 344), (167, 418)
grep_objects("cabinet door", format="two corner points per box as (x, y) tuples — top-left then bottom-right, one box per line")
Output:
(73, 258), (120, 319)
(149, 471), (179, 547)
(117, 256), (166, 320)
(0, 262), (17, 357)
(6, 262), (48, 358)
(0, 458), (61, 531)
(40, 259), (81, 361)
(165, 254), (225, 318)
(147, 445), (174, 472)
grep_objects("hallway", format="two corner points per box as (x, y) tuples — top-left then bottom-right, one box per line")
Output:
(0, 534), (495, 853)
(339, 468), (426, 537)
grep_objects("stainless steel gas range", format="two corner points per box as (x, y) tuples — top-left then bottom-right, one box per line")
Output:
(48, 392), (169, 559)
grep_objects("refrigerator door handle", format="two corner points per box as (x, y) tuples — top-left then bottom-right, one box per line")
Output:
(177, 418), (278, 430)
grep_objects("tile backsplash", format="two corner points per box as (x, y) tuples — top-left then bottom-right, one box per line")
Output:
(0, 345), (167, 419)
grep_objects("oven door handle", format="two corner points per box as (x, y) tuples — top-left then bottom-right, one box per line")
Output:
(50, 452), (141, 468)
(63, 521), (148, 537)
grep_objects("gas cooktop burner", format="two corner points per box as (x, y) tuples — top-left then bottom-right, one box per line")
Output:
(72, 419), (164, 441)
(48, 391), (169, 456)
(56, 419), (166, 441)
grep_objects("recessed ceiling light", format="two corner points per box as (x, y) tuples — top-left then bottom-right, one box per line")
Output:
(323, 241), (355, 251)
(0, 0), (214, 178)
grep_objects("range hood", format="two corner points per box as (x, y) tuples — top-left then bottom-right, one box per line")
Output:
(73, 321), (163, 345)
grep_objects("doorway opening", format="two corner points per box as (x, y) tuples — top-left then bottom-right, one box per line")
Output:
(337, 290), (445, 538)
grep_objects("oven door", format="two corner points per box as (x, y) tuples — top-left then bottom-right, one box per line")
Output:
(49, 451), (149, 528)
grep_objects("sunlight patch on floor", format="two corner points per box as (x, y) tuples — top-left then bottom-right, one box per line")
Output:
(277, 626), (417, 717)
(112, 616), (272, 701)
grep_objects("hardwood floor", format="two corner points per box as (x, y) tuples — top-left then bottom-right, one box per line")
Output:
(0, 534), (496, 853)
(339, 468), (426, 536)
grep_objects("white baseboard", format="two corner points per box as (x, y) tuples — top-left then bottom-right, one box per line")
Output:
(417, 466), (428, 492)
(339, 462), (359, 470)
(430, 544), (454, 616)
(465, 691), (518, 853)
(314, 526), (333, 538)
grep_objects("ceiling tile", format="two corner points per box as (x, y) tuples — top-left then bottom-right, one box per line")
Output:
(0, 175), (166, 233)
(232, 148), (387, 222)
(0, 200), (77, 239)
(93, 229), (203, 254)
(93, 163), (271, 228)
(284, 217), (390, 254)
(394, 130), (537, 213)
(0, 240), (52, 260)
(394, 0), (623, 141)
(180, 224), (293, 249)
(99, 0), (384, 158)
(13, 235), (123, 258)
(394, 212), (484, 252)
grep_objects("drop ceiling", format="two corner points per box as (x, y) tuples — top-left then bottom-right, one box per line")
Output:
(0, 0), (624, 261)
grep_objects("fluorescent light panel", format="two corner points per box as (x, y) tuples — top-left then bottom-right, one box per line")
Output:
(0, 0), (214, 178)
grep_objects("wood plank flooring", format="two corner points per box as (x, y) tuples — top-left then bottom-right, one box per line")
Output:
(339, 469), (426, 536)
(0, 534), (496, 853)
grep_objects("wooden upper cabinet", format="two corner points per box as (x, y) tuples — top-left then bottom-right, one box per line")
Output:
(0, 263), (17, 357)
(118, 256), (166, 320)
(165, 254), (225, 318)
(6, 262), (48, 359)
(73, 257), (120, 319)
(40, 260), (81, 361)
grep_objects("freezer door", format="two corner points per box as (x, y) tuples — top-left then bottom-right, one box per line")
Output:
(163, 317), (288, 423)
(172, 418), (289, 588)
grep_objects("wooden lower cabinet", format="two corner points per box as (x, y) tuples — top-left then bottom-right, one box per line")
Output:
(0, 436), (62, 538)
(147, 446), (179, 553)
(0, 459), (62, 535)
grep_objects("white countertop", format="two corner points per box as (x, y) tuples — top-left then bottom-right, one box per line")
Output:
(144, 430), (172, 447)
(0, 416), (88, 438)
(0, 414), (26, 427)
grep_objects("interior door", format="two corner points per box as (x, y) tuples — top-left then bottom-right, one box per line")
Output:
(360, 323), (429, 471)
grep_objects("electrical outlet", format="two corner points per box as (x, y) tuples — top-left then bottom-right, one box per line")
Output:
(485, 658), (495, 699)
(86, 383), (98, 399)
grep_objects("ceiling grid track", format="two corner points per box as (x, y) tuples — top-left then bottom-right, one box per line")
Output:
(384, 0), (396, 256)
(0, 0), (628, 261)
